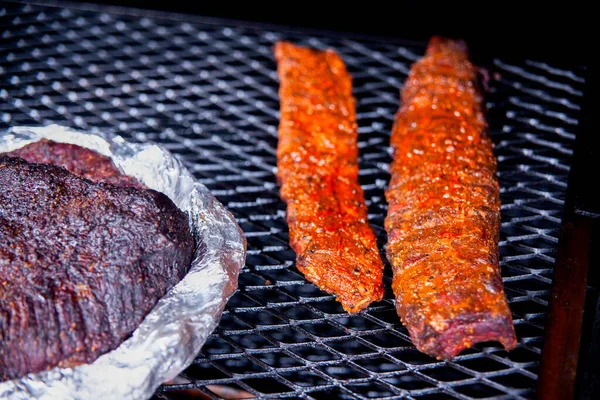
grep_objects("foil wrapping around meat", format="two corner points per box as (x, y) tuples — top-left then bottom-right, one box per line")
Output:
(0, 125), (246, 400)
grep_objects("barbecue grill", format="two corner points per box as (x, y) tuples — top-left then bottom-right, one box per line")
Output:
(0, 2), (589, 399)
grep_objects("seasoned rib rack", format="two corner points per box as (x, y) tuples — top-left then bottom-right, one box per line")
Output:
(385, 37), (517, 359)
(274, 42), (385, 313)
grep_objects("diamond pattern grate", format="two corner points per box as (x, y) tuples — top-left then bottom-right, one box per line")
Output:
(0, 2), (586, 399)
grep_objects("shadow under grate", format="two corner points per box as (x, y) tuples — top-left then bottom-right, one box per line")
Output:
(0, 2), (586, 399)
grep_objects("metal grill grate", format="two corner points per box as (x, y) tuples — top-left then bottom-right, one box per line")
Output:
(0, 2), (586, 399)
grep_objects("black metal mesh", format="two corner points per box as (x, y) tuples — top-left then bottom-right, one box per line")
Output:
(0, 2), (586, 399)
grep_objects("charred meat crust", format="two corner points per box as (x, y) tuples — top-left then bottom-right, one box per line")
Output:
(0, 155), (194, 381)
(385, 37), (517, 358)
(274, 42), (384, 313)
(5, 139), (143, 189)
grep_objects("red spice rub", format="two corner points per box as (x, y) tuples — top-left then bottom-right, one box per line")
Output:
(385, 37), (517, 358)
(275, 42), (384, 313)
(6, 139), (143, 188)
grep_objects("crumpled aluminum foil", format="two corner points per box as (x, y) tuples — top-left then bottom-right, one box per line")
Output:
(0, 125), (246, 400)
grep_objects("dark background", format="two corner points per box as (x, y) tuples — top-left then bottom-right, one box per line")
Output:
(78, 1), (591, 65)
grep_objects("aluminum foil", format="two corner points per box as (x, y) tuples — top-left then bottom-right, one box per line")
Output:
(0, 125), (246, 400)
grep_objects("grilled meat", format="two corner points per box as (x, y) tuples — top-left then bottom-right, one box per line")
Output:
(0, 151), (193, 380)
(6, 139), (143, 188)
(275, 42), (384, 313)
(385, 37), (517, 358)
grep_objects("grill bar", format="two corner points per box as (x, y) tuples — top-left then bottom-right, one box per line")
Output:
(538, 65), (596, 400)
(0, 2), (587, 399)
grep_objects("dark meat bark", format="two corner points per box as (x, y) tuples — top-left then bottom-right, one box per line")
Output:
(275, 42), (384, 313)
(6, 139), (143, 188)
(385, 37), (517, 359)
(0, 156), (194, 381)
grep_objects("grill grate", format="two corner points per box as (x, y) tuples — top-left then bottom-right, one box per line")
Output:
(0, 2), (586, 399)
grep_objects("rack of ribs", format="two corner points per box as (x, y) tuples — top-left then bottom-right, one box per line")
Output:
(274, 42), (384, 313)
(384, 37), (517, 358)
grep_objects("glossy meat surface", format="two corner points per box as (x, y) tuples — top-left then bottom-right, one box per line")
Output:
(275, 42), (384, 312)
(6, 139), (143, 188)
(0, 156), (194, 380)
(385, 37), (517, 358)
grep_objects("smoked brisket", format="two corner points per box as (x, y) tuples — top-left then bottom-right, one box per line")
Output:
(0, 153), (193, 380)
